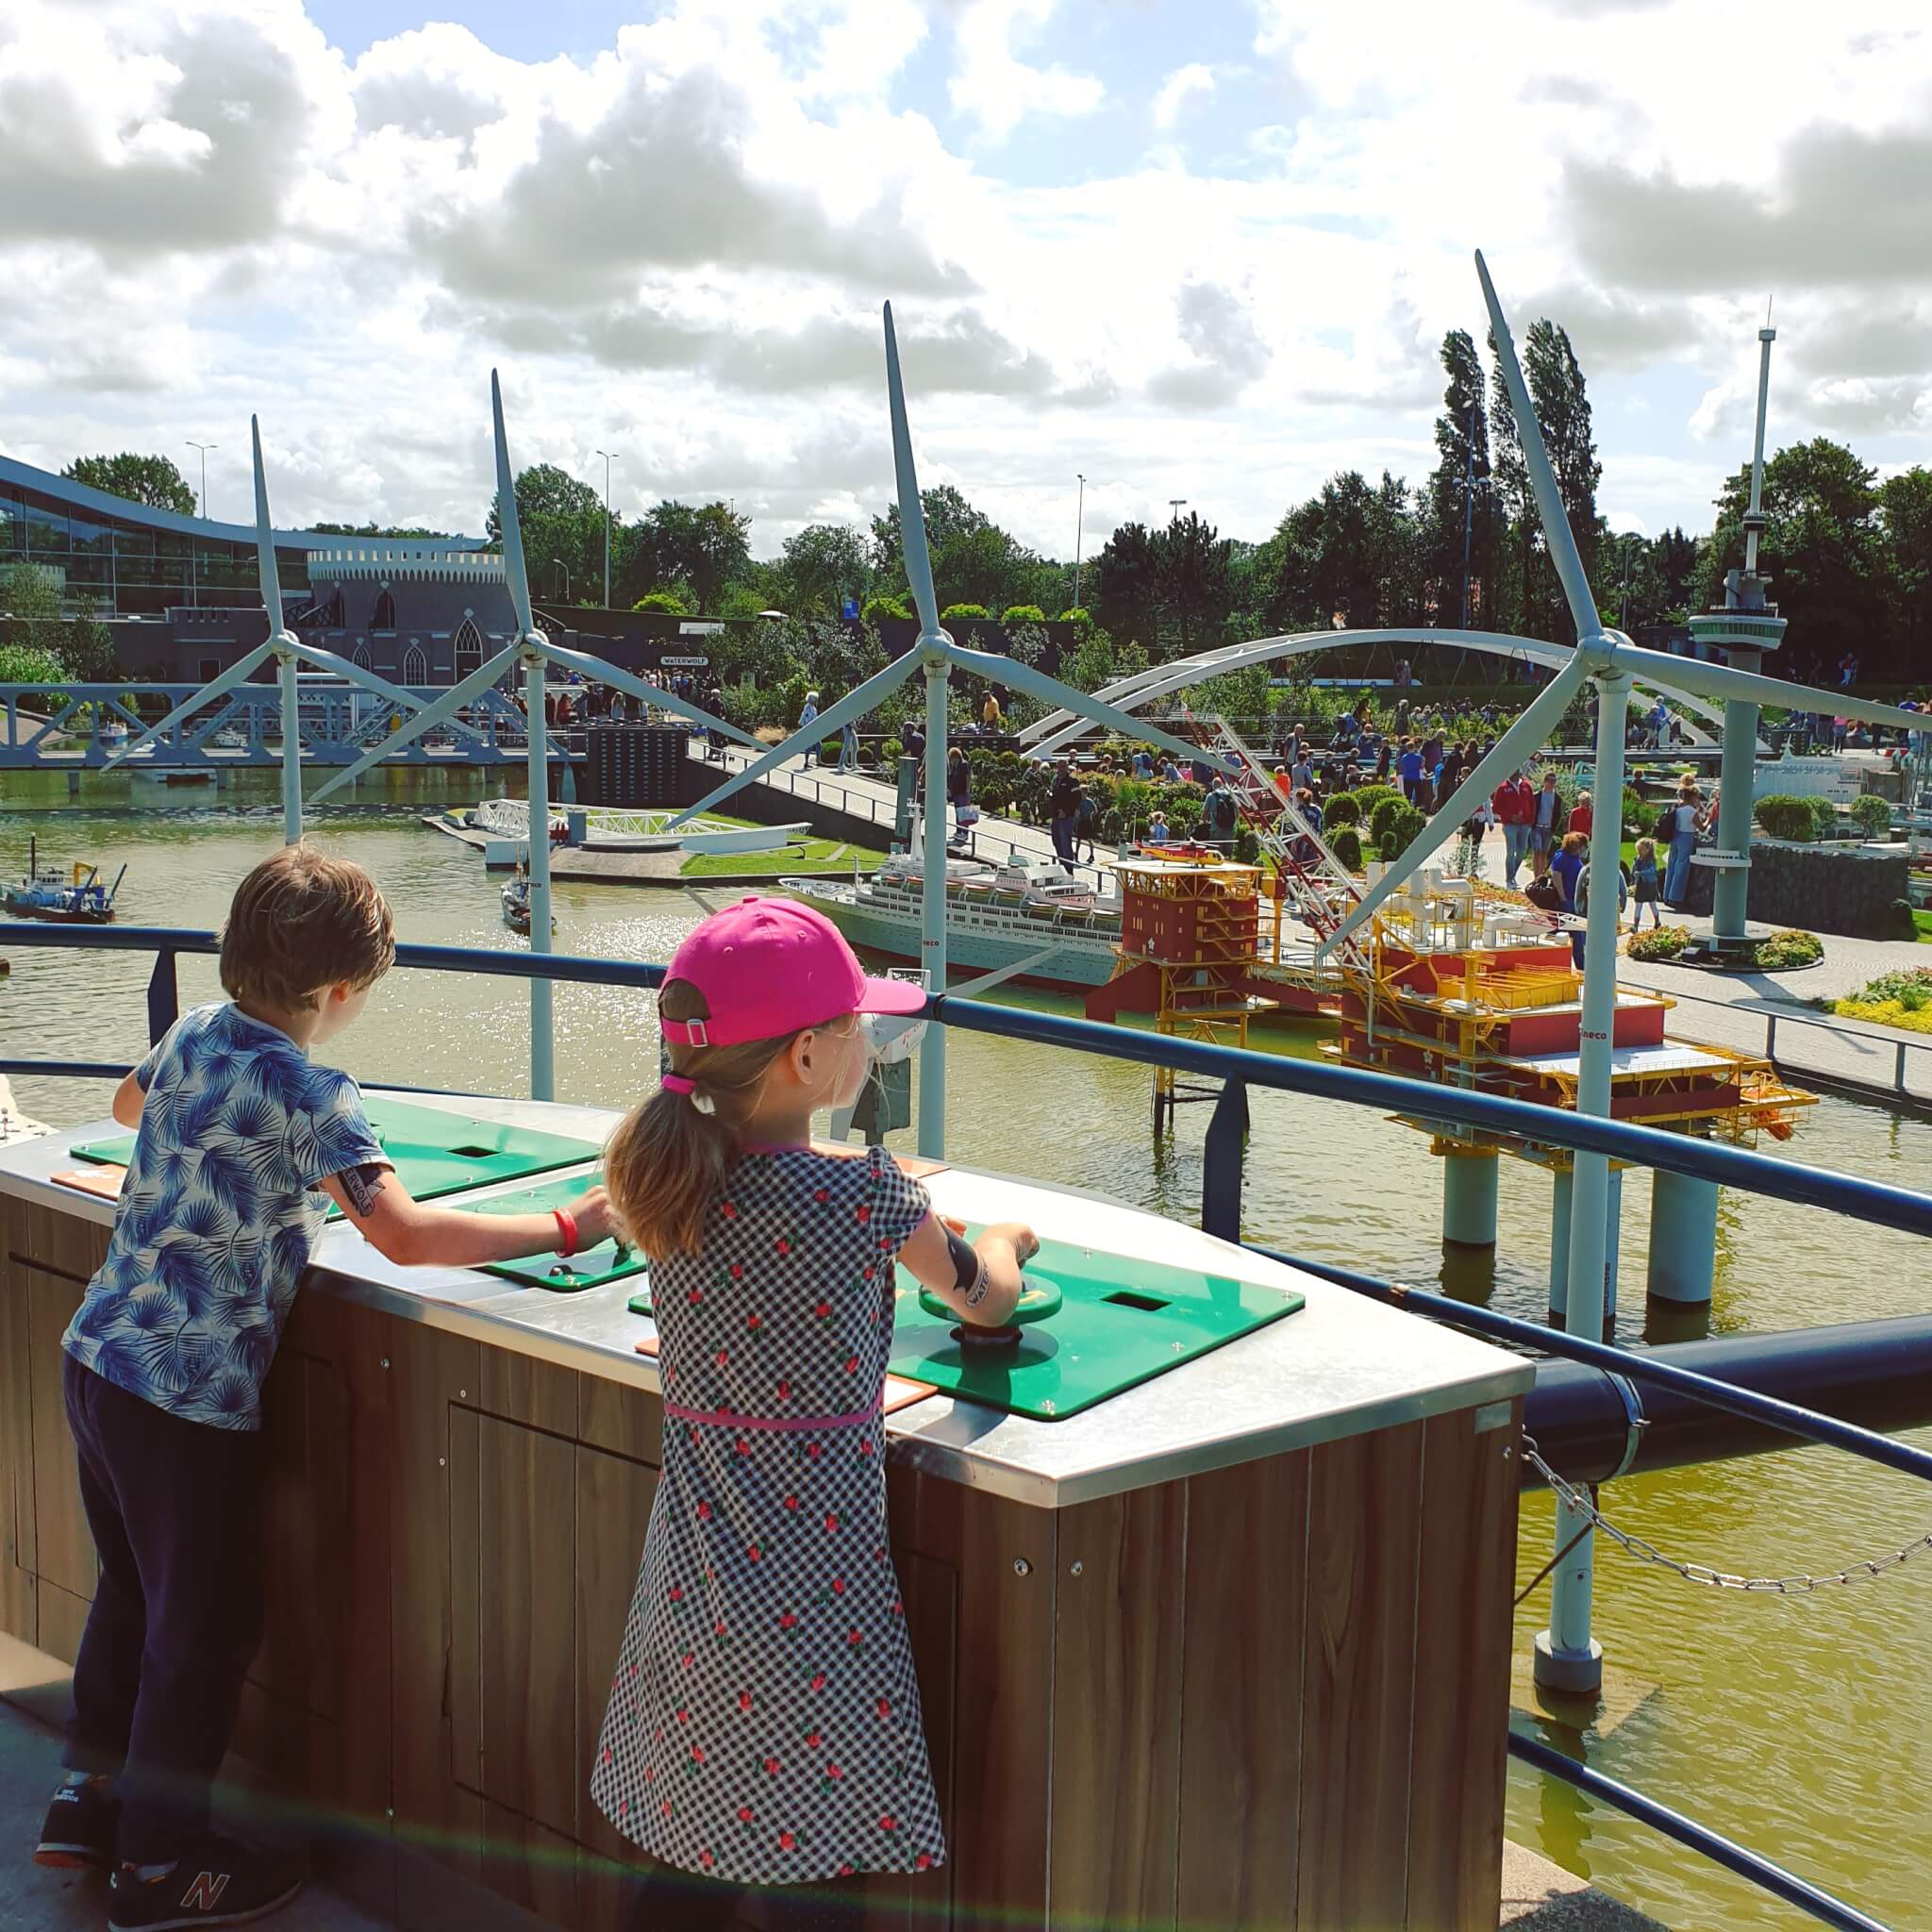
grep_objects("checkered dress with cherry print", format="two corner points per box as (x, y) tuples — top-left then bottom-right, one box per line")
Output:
(590, 1144), (945, 1886)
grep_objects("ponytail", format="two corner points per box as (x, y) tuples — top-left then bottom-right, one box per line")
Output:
(604, 978), (802, 1257)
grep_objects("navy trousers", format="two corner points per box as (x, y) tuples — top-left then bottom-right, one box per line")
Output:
(60, 1356), (265, 1862)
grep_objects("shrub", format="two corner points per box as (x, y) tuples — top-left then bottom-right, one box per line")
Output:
(1807, 794), (1838, 837)
(1841, 966), (1932, 1011)
(1849, 794), (1893, 838)
(1875, 898), (1919, 942)
(1355, 782), (1401, 821)
(821, 738), (842, 764)
(1627, 924), (1690, 960)
(881, 737), (903, 764)
(1322, 791), (1361, 828)
(1380, 802), (1427, 863)
(1833, 998), (1932, 1036)
(1330, 825), (1364, 872)
(1750, 929), (1823, 970)
(632, 588), (693, 615)
(1234, 826), (1261, 865)
(1367, 794), (1405, 845)
(1754, 794), (1816, 841)
(940, 603), (990, 623)
(861, 594), (911, 625)
(1058, 607), (1092, 628)
(1621, 786), (1646, 837)
(1001, 604), (1046, 625)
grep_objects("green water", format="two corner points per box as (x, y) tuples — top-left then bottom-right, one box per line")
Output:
(3, 806), (1928, 1929)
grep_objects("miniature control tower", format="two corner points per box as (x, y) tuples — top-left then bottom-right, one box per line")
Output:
(1683, 322), (1788, 960)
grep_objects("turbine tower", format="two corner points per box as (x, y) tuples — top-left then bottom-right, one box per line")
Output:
(670, 302), (1240, 1158)
(305, 373), (765, 1098)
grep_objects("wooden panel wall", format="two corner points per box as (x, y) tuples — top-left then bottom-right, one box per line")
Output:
(5, 1197), (1523, 1932)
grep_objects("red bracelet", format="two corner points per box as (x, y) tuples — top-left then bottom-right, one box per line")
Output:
(553, 1207), (579, 1258)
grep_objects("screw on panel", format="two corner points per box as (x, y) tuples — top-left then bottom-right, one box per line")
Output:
(1069, 1560), (1084, 1576)
(439, 1457), (446, 1468)
(1012, 1558), (1031, 1576)
(379, 1357), (390, 1370)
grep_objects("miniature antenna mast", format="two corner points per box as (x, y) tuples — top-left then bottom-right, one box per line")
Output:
(1744, 309), (1776, 579)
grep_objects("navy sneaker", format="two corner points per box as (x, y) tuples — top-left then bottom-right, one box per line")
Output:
(107, 1833), (304, 1929)
(35, 1777), (118, 1870)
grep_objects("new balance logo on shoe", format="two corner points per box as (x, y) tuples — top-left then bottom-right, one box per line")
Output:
(183, 1871), (229, 1911)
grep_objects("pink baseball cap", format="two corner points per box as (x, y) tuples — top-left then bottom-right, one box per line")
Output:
(659, 895), (926, 1047)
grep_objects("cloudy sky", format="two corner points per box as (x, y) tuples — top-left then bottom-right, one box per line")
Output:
(2, 0), (1927, 560)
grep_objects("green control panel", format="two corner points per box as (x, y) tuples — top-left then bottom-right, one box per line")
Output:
(461, 1172), (648, 1295)
(886, 1229), (1302, 1421)
(72, 1095), (602, 1221)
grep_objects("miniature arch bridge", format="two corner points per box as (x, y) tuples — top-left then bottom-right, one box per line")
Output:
(1017, 626), (1743, 761)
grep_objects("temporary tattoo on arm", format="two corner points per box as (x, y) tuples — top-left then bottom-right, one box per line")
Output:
(339, 1162), (388, 1219)
(944, 1224), (990, 1307)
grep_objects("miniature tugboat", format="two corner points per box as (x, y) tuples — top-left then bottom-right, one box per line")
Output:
(500, 866), (555, 936)
(3, 840), (125, 924)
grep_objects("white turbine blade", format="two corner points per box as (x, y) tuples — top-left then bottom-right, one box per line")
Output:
(535, 638), (759, 747)
(1614, 642), (1929, 734)
(1324, 658), (1587, 954)
(491, 370), (536, 638)
(101, 643), (276, 770)
(668, 653), (920, 827)
(292, 641), (428, 714)
(883, 304), (941, 641)
(942, 640), (1237, 774)
(1475, 251), (1604, 643)
(310, 643), (523, 801)
(251, 416), (285, 635)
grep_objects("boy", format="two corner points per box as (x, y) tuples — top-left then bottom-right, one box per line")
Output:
(39, 845), (610, 1929)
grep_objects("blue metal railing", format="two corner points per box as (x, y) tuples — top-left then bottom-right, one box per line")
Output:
(3, 919), (1925, 1931)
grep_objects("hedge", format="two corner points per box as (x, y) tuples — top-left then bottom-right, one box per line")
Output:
(1330, 825), (1364, 872)
(1322, 791), (1361, 828)
(1755, 794), (1817, 841)
(1849, 794), (1892, 838)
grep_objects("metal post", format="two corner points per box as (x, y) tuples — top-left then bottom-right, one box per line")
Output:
(146, 951), (178, 1045)
(1073, 474), (1086, 611)
(1547, 1164), (1573, 1327)
(916, 652), (948, 1158)
(1441, 1145), (1500, 1246)
(1201, 1077), (1249, 1241)
(276, 646), (302, 842)
(1537, 670), (1629, 1695)
(1648, 1163), (1719, 1307)
(525, 651), (555, 1102)
(1713, 663), (1759, 940)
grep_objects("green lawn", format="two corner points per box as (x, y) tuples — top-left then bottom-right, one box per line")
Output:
(679, 819), (885, 878)
(1915, 908), (1932, 943)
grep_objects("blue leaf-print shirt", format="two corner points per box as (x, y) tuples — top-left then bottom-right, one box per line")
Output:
(63, 1003), (387, 1431)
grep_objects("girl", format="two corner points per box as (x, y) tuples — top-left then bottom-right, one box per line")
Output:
(1630, 837), (1661, 931)
(593, 898), (1035, 1932)
(945, 746), (974, 843)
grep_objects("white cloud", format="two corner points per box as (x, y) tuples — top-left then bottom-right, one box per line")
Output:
(1152, 62), (1215, 131)
(0, 0), (1927, 557)
(947, 0), (1102, 142)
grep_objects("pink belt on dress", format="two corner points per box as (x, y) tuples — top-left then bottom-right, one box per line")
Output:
(664, 1399), (878, 1434)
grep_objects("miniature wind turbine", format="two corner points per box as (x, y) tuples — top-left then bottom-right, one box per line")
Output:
(307, 373), (764, 1097)
(102, 417), (452, 843)
(669, 302), (1241, 1158)
(1311, 252), (1925, 1696)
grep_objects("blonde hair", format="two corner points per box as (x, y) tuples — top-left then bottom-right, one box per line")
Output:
(220, 843), (394, 1013)
(606, 979), (852, 1257)
(1635, 838), (1657, 859)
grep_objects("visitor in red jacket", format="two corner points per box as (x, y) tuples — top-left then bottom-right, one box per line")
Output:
(1492, 773), (1534, 885)
(1568, 791), (1593, 838)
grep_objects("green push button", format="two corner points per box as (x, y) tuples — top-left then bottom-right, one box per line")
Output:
(916, 1274), (1063, 1326)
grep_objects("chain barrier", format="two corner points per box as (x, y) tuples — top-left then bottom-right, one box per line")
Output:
(1522, 1434), (1932, 1594)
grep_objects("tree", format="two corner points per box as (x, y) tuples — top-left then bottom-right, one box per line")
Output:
(1707, 440), (1881, 669)
(625, 501), (752, 613)
(1486, 327), (1531, 635)
(1426, 329), (1495, 627)
(486, 464), (601, 535)
(311, 522), (450, 539)
(869, 486), (1060, 617)
(61, 454), (196, 516)
(1160, 510), (1238, 656)
(869, 485), (990, 578)
(487, 464), (623, 607)
(775, 523), (872, 617)
(1877, 468), (1932, 672)
(1523, 319), (1601, 642)
(1089, 523), (1165, 656)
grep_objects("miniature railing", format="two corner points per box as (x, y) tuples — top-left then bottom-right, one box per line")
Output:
(5, 919), (1929, 1931)
(1644, 982), (1931, 1102)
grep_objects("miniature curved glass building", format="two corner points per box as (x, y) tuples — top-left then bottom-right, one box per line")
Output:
(0, 454), (512, 684)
